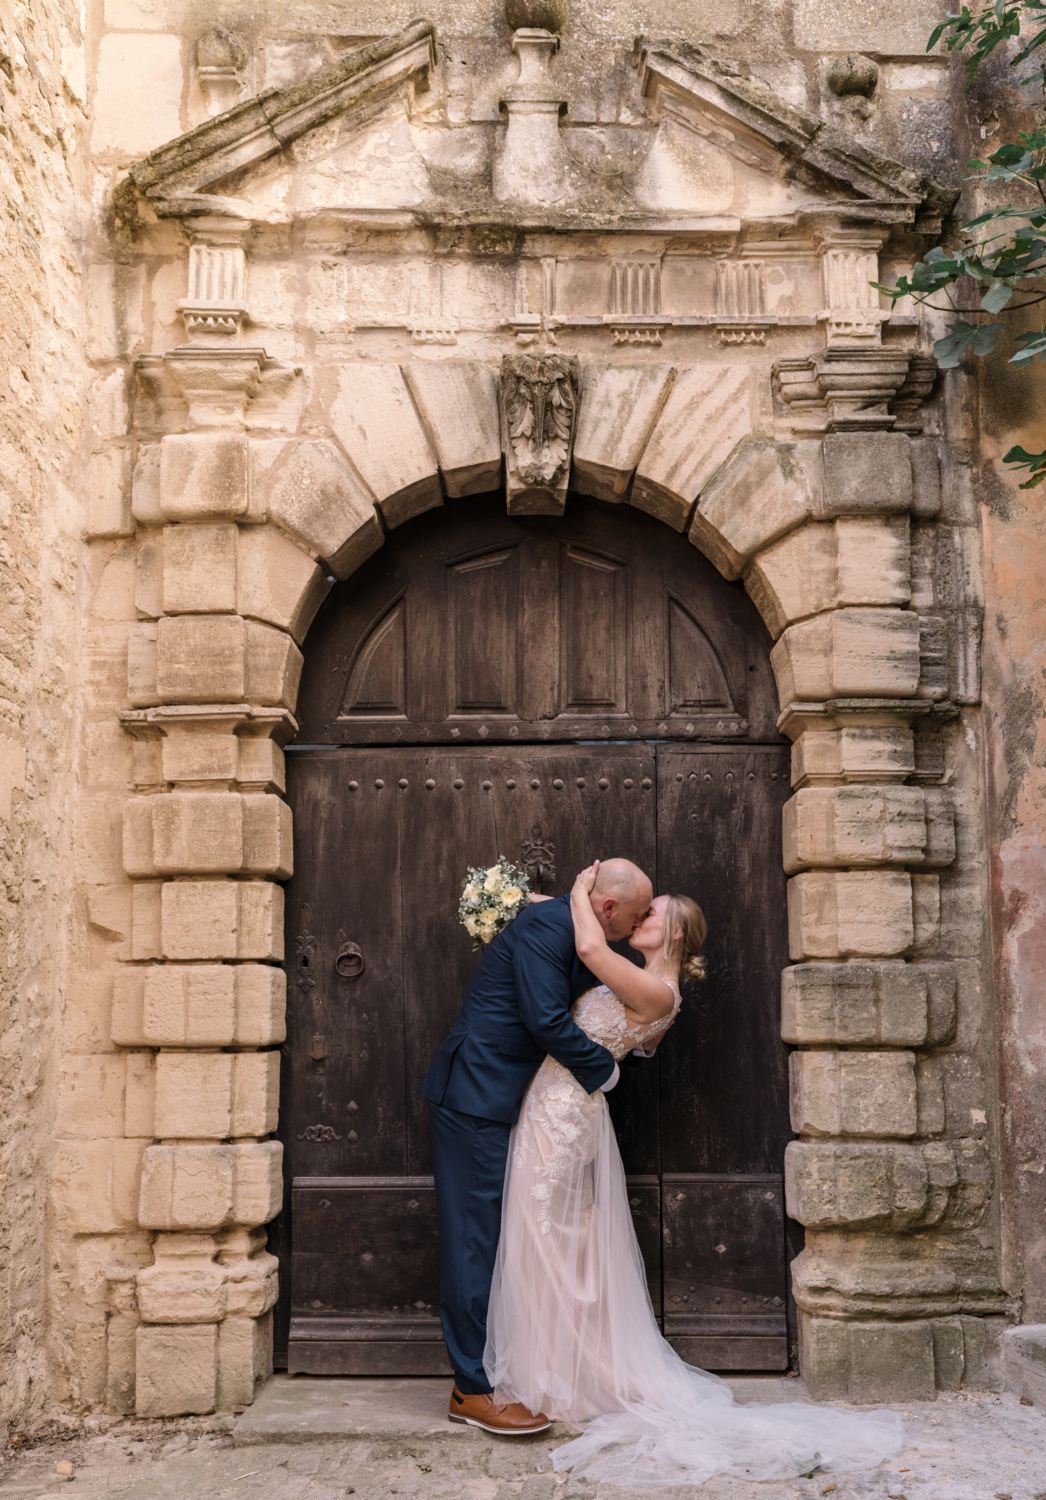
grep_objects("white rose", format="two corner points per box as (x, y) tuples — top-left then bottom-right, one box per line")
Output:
(464, 915), (479, 937)
(463, 881), (480, 903)
(501, 886), (522, 907)
(484, 872), (500, 893)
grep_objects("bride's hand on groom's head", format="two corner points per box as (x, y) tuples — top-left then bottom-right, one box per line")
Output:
(574, 861), (599, 895)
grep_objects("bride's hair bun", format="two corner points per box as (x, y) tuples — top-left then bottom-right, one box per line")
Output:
(682, 951), (707, 982)
(660, 895), (708, 982)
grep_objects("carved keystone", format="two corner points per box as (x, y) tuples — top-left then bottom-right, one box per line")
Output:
(500, 353), (580, 514)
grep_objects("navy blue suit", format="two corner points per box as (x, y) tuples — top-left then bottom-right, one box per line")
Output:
(422, 894), (617, 1392)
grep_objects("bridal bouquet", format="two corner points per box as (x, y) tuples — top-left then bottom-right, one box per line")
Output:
(459, 857), (532, 950)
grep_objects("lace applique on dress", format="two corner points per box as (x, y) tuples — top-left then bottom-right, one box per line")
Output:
(516, 983), (680, 1233)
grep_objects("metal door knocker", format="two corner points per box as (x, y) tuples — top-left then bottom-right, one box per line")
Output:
(335, 942), (365, 978)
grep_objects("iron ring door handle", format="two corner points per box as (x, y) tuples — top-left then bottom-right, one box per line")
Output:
(335, 942), (365, 978)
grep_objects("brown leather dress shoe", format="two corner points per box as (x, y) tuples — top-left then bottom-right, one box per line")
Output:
(448, 1384), (551, 1435)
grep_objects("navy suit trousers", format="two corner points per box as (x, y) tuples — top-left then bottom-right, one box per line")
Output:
(427, 1098), (510, 1394)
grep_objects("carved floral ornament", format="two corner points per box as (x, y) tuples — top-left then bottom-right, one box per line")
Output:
(501, 353), (581, 511)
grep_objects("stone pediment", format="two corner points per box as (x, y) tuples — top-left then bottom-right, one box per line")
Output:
(635, 40), (955, 234)
(116, 17), (953, 236)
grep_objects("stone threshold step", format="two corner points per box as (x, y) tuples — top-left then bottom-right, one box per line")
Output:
(233, 1373), (809, 1447)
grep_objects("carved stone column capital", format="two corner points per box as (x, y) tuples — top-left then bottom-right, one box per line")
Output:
(163, 347), (265, 429)
(774, 349), (913, 434)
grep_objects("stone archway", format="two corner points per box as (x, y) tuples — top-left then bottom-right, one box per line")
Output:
(99, 342), (995, 1418)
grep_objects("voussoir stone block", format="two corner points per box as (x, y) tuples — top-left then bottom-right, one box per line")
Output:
(154, 1051), (279, 1139)
(113, 963), (285, 1047)
(571, 362), (675, 503)
(138, 1141), (282, 1231)
(691, 438), (822, 580)
(135, 1323), (217, 1417)
(252, 438), (383, 580)
(160, 880), (283, 961)
(788, 870), (914, 960)
(783, 786), (954, 872)
(162, 524), (238, 616)
(781, 961), (954, 1046)
(402, 361), (502, 498)
(772, 608), (922, 705)
(331, 363), (442, 528)
(785, 1140), (928, 1231)
(632, 364), (753, 532)
(822, 432), (913, 515)
(236, 525), (329, 645)
(800, 1315), (936, 1403)
(790, 725), (915, 787)
(790, 1049), (918, 1138)
(160, 434), (249, 522)
(747, 516), (910, 638)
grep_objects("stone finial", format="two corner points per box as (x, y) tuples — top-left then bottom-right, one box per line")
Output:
(827, 54), (879, 98)
(493, 28), (570, 207)
(505, 0), (568, 32)
(196, 27), (247, 118)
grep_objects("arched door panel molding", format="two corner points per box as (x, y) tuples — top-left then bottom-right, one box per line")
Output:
(296, 495), (781, 745)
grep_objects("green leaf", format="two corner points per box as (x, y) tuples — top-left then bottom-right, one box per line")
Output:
(1003, 443), (1046, 486)
(1010, 329), (1046, 367)
(981, 280), (1015, 311)
(933, 320), (1004, 367)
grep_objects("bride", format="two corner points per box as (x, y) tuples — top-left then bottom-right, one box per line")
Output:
(484, 863), (905, 1487)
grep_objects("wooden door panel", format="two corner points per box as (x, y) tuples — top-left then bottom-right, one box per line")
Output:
(289, 1177), (450, 1375)
(655, 745), (792, 1369)
(283, 752), (406, 1178)
(295, 496), (773, 744)
(655, 746), (791, 1175)
(662, 1174), (787, 1371)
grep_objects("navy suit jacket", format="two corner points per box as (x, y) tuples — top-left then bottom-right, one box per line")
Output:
(422, 894), (618, 1125)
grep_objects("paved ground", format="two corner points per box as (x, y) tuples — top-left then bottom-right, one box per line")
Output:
(0, 1376), (1044, 1500)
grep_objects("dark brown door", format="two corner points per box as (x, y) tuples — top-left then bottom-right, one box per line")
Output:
(271, 494), (792, 1375)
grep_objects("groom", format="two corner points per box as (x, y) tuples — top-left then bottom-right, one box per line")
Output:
(422, 858), (654, 1434)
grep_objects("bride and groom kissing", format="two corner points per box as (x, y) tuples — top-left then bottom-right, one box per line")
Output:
(421, 859), (905, 1487)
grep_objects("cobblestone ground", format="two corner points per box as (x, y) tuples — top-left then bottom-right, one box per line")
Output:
(0, 1392), (1044, 1500)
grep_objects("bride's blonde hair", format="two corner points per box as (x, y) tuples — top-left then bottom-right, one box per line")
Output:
(660, 895), (708, 981)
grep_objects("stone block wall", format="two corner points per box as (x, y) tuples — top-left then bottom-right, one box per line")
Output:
(5, 0), (1035, 1427)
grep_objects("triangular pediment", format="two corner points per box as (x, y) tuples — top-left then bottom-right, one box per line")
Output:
(117, 20), (438, 223)
(634, 38), (955, 232)
(116, 17), (953, 234)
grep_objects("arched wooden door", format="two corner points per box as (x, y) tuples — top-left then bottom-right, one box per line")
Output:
(272, 495), (794, 1376)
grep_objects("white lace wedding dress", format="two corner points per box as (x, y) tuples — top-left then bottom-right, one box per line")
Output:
(484, 983), (905, 1487)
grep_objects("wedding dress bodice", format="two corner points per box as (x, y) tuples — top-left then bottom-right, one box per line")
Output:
(573, 982), (679, 1059)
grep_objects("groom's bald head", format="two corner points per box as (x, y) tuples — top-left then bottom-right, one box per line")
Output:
(590, 859), (653, 941)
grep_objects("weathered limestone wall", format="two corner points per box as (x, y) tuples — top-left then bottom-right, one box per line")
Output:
(0, 0), (90, 1441)
(964, 57), (1046, 1328)
(21, 0), (1037, 1423)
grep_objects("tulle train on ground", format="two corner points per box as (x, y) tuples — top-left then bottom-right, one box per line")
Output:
(484, 1066), (904, 1487)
